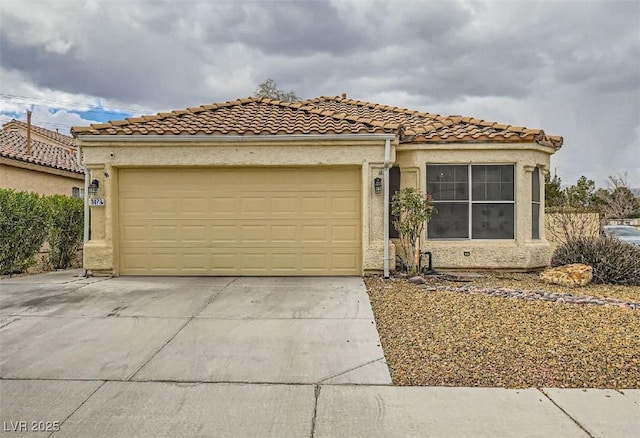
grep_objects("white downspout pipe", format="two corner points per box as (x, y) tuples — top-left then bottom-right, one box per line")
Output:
(76, 144), (90, 277)
(383, 138), (391, 279)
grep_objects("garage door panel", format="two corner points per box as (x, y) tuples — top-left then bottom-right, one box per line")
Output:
(332, 196), (360, 215)
(271, 225), (297, 243)
(210, 225), (238, 242)
(119, 167), (361, 275)
(301, 225), (328, 242)
(240, 225), (269, 243)
(332, 225), (359, 243)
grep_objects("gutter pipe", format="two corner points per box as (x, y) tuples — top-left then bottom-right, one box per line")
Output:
(383, 138), (391, 279)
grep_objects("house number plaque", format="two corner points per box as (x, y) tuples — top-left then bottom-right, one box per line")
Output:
(89, 198), (105, 207)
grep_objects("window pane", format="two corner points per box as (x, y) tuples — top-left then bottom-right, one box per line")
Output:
(427, 165), (468, 201)
(532, 167), (540, 202)
(472, 204), (514, 239)
(500, 165), (514, 182)
(532, 203), (540, 239)
(472, 165), (514, 201)
(500, 182), (514, 201)
(428, 202), (469, 239)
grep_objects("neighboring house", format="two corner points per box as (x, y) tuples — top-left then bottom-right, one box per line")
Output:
(72, 95), (562, 276)
(1, 120), (84, 196)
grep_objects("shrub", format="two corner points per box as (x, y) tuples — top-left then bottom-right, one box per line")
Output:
(551, 237), (640, 286)
(47, 195), (84, 270)
(391, 187), (435, 274)
(0, 189), (50, 275)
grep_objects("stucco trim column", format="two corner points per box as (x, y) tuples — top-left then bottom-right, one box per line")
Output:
(84, 164), (113, 275)
(538, 165), (550, 241)
(518, 165), (535, 243)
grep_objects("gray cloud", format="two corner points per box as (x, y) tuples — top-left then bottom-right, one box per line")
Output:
(0, 0), (638, 185)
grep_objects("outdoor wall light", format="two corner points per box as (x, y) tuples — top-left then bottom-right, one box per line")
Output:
(88, 179), (100, 196)
(374, 177), (382, 195)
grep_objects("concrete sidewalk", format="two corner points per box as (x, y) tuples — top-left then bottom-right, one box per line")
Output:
(1, 270), (639, 437)
(2, 380), (638, 437)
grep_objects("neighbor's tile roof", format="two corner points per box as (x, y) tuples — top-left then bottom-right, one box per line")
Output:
(2, 119), (76, 149)
(306, 96), (563, 148)
(71, 95), (562, 149)
(0, 130), (83, 174)
(71, 97), (399, 137)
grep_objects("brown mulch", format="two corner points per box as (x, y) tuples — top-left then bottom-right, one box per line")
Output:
(365, 273), (640, 388)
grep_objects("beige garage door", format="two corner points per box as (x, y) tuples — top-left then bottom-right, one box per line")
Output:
(118, 167), (361, 275)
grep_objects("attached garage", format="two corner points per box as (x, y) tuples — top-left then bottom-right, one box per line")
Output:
(74, 95), (561, 276)
(117, 167), (362, 275)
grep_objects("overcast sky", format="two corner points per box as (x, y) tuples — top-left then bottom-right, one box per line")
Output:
(1, 0), (638, 187)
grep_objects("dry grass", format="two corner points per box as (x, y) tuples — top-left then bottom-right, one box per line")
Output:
(366, 273), (640, 388)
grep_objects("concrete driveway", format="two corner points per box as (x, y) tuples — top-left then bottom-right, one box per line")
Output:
(0, 271), (390, 384)
(1, 270), (638, 437)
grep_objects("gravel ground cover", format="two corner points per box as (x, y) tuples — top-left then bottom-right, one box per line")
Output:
(365, 273), (640, 388)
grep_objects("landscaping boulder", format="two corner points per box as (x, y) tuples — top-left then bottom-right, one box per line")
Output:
(408, 275), (426, 285)
(540, 263), (593, 287)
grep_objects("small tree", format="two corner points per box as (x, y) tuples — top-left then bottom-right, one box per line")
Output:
(597, 173), (640, 220)
(565, 175), (597, 208)
(254, 78), (300, 102)
(545, 173), (565, 208)
(391, 188), (435, 274)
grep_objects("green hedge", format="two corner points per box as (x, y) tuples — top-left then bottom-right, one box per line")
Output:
(0, 189), (84, 275)
(47, 195), (84, 270)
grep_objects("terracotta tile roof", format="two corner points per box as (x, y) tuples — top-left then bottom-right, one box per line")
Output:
(2, 119), (76, 149)
(306, 96), (563, 149)
(0, 130), (83, 174)
(71, 95), (562, 149)
(71, 97), (398, 137)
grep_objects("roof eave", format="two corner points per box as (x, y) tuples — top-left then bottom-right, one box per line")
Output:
(75, 133), (399, 144)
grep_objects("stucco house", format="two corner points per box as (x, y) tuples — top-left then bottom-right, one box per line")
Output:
(71, 95), (562, 276)
(1, 119), (84, 196)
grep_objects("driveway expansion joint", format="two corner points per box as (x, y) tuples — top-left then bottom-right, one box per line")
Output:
(317, 357), (388, 384)
(538, 388), (595, 438)
(126, 277), (239, 381)
(47, 380), (106, 438)
(310, 385), (321, 438)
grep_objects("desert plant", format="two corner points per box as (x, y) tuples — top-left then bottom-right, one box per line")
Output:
(551, 237), (640, 286)
(46, 195), (84, 269)
(0, 189), (50, 275)
(391, 187), (435, 274)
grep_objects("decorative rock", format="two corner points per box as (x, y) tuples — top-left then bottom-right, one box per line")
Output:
(539, 264), (593, 287)
(408, 275), (426, 285)
(427, 284), (640, 310)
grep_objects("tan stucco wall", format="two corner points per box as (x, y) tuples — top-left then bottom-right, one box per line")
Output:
(545, 212), (600, 251)
(394, 143), (555, 270)
(80, 137), (557, 274)
(0, 162), (83, 196)
(80, 138), (394, 275)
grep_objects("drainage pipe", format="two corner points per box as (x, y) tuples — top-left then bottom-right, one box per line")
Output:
(383, 138), (391, 278)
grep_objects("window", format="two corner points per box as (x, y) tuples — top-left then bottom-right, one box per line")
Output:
(531, 167), (540, 239)
(72, 187), (84, 198)
(427, 164), (514, 239)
